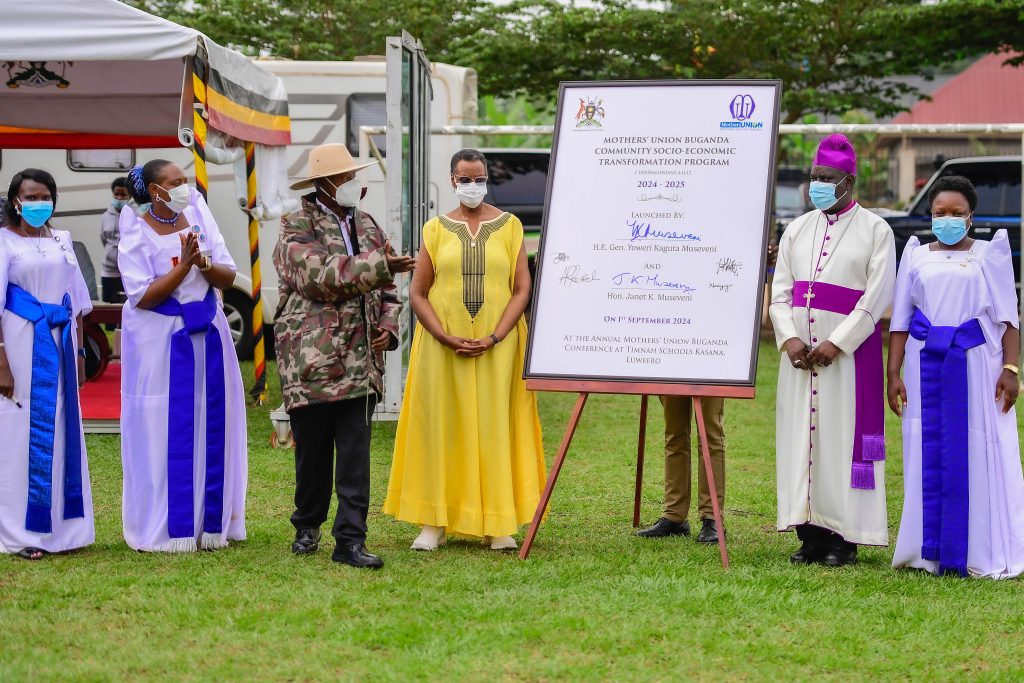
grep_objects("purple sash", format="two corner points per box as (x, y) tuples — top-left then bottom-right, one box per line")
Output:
(150, 288), (226, 540)
(792, 281), (886, 490)
(909, 309), (985, 577)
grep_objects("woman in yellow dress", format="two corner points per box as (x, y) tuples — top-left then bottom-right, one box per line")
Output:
(383, 149), (546, 551)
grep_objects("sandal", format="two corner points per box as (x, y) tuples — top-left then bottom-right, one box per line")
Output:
(15, 547), (47, 561)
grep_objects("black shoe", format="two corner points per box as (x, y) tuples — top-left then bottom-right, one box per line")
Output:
(291, 528), (321, 555)
(789, 541), (826, 565)
(822, 541), (858, 567)
(636, 517), (691, 538)
(332, 543), (384, 569)
(696, 518), (723, 544)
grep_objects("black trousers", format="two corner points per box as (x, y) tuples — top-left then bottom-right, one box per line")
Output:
(289, 395), (376, 546)
(101, 276), (126, 330)
(796, 523), (856, 551)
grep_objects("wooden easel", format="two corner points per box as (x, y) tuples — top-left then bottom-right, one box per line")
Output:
(518, 380), (755, 569)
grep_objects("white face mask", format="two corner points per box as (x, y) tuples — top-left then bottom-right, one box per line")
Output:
(455, 182), (487, 209)
(156, 184), (190, 213)
(331, 177), (362, 207)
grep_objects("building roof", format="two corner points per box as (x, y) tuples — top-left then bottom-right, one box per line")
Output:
(892, 52), (1024, 124)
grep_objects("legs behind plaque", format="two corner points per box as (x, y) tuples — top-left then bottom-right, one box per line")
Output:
(519, 392), (728, 569)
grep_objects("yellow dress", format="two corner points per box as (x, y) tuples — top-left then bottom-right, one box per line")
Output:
(383, 213), (546, 538)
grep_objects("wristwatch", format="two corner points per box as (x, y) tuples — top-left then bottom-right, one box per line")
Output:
(199, 256), (213, 271)
(1003, 363), (1019, 375)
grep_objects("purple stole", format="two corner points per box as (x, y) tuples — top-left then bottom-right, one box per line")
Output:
(150, 287), (226, 542)
(791, 281), (886, 489)
(908, 309), (985, 578)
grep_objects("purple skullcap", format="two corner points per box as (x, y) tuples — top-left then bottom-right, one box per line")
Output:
(813, 134), (857, 176)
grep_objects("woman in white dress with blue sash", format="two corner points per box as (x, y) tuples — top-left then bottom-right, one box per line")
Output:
(119, 160), (248, 552)
(0, 168), (93, 560)
(888, 175), (1023, 578)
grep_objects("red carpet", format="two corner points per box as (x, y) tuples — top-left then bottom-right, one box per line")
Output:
(80, 362), (121, 422)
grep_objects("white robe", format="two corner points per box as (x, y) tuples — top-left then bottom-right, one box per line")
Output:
(770, 204), (896, 545)
(0, 228), (94, 554)
(118, 196), (247, 552)
(891, 232), (1024, 578)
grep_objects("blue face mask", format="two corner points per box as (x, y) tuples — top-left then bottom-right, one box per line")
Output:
(112, 198), (128, 211)
(18, 200), (54, 228)
(932, 216), (968, 245)
(808, 177), (849, 212)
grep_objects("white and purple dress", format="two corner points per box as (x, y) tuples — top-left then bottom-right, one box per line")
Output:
(891, 231), (1024, 578)
(118, 195), (247, 552)
(0, 228), (94, 554)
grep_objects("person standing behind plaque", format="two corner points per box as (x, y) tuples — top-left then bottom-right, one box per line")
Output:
(383, 149), (546, 551)
(635, 398), (727, 544)
(769, 134), (896, 567)
(887, 175), (1023, 578)
(118, 160), (248, 552)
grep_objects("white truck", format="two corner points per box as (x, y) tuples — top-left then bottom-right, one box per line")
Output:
(1, 58), (477, 356)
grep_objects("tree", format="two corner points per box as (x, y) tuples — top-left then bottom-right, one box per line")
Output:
(126, 0), (1024, 123)
(123, 0), (468, 60)
(675, 0), (1024, 123)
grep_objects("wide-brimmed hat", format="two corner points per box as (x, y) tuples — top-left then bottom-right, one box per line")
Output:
(290, 143), (375, 190)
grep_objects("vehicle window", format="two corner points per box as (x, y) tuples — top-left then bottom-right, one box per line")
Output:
(67, 149), (134, 172)
(486, 155), (550, 206)
(938, 162), (1019, 216)
(775, 184), (805, 213)
(346, 93), (386, 157)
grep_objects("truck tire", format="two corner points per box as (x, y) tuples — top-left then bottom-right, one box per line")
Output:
(222, 288), (255, 359)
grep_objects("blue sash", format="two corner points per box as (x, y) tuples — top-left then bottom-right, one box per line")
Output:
(909, 309), (986, 577)
(150, 288), (226, 540)
(4, 284), (85, 533)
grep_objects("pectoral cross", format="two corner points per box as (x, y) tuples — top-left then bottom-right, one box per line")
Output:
(803, 287), (815, 309)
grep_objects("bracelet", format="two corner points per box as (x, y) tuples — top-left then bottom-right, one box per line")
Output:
(490, 334), (501, 346)
(199, 256), (213, 271)
(1003, 363), (1019, 376)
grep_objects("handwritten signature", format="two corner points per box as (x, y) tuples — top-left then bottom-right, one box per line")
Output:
(709, 282), (733, 293)
(553, 252), (569, 264)
(611, 272), (697, 293)
(627, 220), (701, 242)
(558, 265), (600, 286)
(716, 257), (742, 276)
(637, 193), (681, 203)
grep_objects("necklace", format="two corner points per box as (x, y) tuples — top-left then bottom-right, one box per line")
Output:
(148, 206), (180, 225)
(802, 205), (859, 308)
(17, 223), (55, 257)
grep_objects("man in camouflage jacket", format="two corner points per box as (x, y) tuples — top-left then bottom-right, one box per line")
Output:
(273, 143), (414, 569)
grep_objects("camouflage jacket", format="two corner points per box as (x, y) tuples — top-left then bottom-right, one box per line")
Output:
(273, 194), (402, 411)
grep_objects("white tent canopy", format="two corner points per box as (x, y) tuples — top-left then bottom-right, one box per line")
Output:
(0, 0), (290, 146)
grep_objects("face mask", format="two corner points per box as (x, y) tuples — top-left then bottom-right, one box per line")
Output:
(112, 198), (128, 211)
(932, 216), (968, 245)
(331, 178), (362, 207)
(455, 182), (487, 209)
(808, 177), (849, 212)
(156, 184), (190, 213)
(18, 200), (54, 228)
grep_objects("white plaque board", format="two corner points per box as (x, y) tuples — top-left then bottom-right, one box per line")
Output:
(525, 80), (782, 387)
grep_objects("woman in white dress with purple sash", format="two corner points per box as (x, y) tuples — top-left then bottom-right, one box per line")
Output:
(0, 168), (93, 560)
(887, 175), (1023, 578)
(119, 160), (247, 552)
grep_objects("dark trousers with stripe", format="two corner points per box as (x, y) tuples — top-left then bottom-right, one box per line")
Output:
(289, 395), (376, 546)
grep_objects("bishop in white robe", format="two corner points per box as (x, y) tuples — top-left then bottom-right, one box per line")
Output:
(770, 135), (896, 566)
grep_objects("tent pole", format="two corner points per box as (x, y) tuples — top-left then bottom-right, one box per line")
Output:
(190, 59), (209, 201)
(245, 141), (267, 405)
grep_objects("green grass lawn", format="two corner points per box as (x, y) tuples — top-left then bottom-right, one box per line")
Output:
(3, 342), (1024, 681)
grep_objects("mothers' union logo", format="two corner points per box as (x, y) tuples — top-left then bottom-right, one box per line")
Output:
(721, 93), (763, 130)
